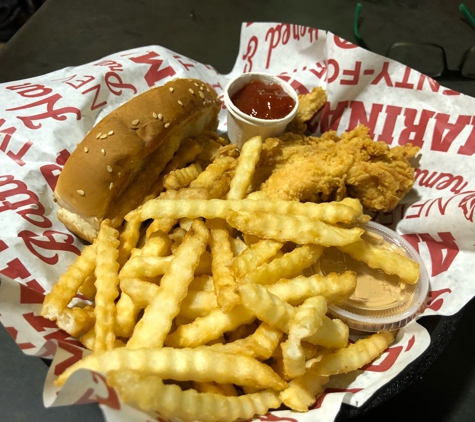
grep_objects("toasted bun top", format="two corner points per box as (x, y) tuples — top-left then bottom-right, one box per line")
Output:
(54, 78), (221, 230)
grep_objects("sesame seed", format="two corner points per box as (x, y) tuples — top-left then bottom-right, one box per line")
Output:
(189, 88), (195, 95)
(199, 92), (204, 99)
(100, 134), (108, 139)
(96, 133), (102, 139)
(107, 165), (113, 172)
(101, 149), (106, 155)
(206, 88), (210, 93)
(77, 189), (85, 196)
(158, 113), (163, 120)
(108, 130), (114, 136)
(164, 122), (170, 128)
(109, 182), (114, 190)
(169, 87), (174, 92)
(194, 82), (199, 86)
(118, 172), (122, 177)
(200, 86), (204, 91)
(132, 119), (139, 126)
(153, 112), (158, 119)
(84, 147), (89, 153)
(178, 100), (184, 107)
(203, 101), (206, 106)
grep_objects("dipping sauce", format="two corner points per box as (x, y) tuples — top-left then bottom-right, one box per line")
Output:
(230, 80), (296, 120)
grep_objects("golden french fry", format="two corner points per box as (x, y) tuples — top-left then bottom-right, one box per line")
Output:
(280, 372), (330, 412)
(207, 218), (240, 311)
(190, 156), (236, 191)
(107, 370), (281, 422)
(113, 293), (140, 338)
(117, 217), (142, 268)
(78, 274), (96, 301)
(310, 331), (397, 376)
(136, 230), (171, 257)
(304, 316), (349, 350)
(56, 347), (287, 391)
(165, 305), (255, 348)
(119, 255), (173, 279)
(226, 210), (364, 247)
(229, 236), (249, 256)
(227, 136), (262, 200)
(41, 243), (96, 321)
(189, 275), (214, 291)
(281, 296), (327, 378)
(93, 220), (120, 352)
(229, 239), (283, 279)
(212, 322), (283, 360)
(243, 244), (323, 285)
(266, 271), (357, 306)
(127, 198), (366, 226)
(179, 290), (218, 319)
(338, 238), (420, 284)
(164, 163), (203, 190)
(237, 282), (295, 333)
(56, 306), (95, 338)
(127, 219), (210, 349)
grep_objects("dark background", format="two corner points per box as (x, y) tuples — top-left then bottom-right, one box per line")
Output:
(1, 0), (475, 421)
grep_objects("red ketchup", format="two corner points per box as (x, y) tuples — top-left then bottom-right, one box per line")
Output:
(230, 80), (296, 120)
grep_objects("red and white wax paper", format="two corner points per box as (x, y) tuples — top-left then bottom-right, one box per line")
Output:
(0, 21), (474, 421)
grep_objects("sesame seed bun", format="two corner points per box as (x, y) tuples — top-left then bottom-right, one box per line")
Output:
(54, 78), (221, 242)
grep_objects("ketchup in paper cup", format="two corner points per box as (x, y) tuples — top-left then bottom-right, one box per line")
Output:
(224, 72), (298, 147)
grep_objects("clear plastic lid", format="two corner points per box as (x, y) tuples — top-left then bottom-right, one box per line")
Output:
(320, 221), (430, 332)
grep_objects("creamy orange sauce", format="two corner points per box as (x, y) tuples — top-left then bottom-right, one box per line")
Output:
(319, 234), (416, 314)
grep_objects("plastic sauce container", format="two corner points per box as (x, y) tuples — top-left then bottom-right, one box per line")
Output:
(223, 72), (298, 148)
(318, 221), (430, 332)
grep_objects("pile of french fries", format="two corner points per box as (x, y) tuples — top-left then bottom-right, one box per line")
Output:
(41, 134), (419, 422)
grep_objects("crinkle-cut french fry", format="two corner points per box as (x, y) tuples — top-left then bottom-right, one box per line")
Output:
(120, 277), (159, 308)
(195, 250), (212, 276)
(117, 217), (142, 268)
(179, 217), (194, 231)
(93, 220), (120, 352)
(113, 293), (140, 338)
(106, 370), (281, 422)
(193, 381), (228, 395)
(56, 347), (287, 391)
(189, 275), (214, 291)
(136, 230), (171, 258)
(164, 163), (203, 190)
(207, 218), (240, 312)
(78, 274), (96, 301)
(180, 290), (218, 319)
(145, 216), (177, 240)
(229, 236), (249, 256)
(189, 156), (236, 191)
(226, 210), (364, 247)
(310, 331), (397, 376)
(119, 255), (173, 279)
(41, 243), (96, 321)
(127, 198), (366, 226)
(237, 282), (295, 333)
(165, 305), (255, 348)
(226, 321), (258, 343)
(170, 227), (187, 253)
(338, 238), (420, 284)
(304, 317), (349, 350)
(229, 239), (283, 279)
(80, 327), (127, 351)
(282, 296), (327, 378)
(127, 220), (210, 349)
(227, 136), (262, 200)
(280, 372), (330, 412)
(340, 197), (370, 223)
(243, 244), (323, 285)
(266, 271), (357, 306)
(210, 322), (283, 360)
(56, 305), (95, 338)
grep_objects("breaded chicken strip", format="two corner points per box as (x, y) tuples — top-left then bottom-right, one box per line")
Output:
(256, 125), (420, 212)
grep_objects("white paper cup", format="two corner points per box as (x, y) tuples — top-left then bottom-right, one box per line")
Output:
(224, 72), (299, 148)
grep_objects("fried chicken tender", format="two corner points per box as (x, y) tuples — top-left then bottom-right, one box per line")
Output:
(256, 125), (420, 212)
(287, 87), (327, 134)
